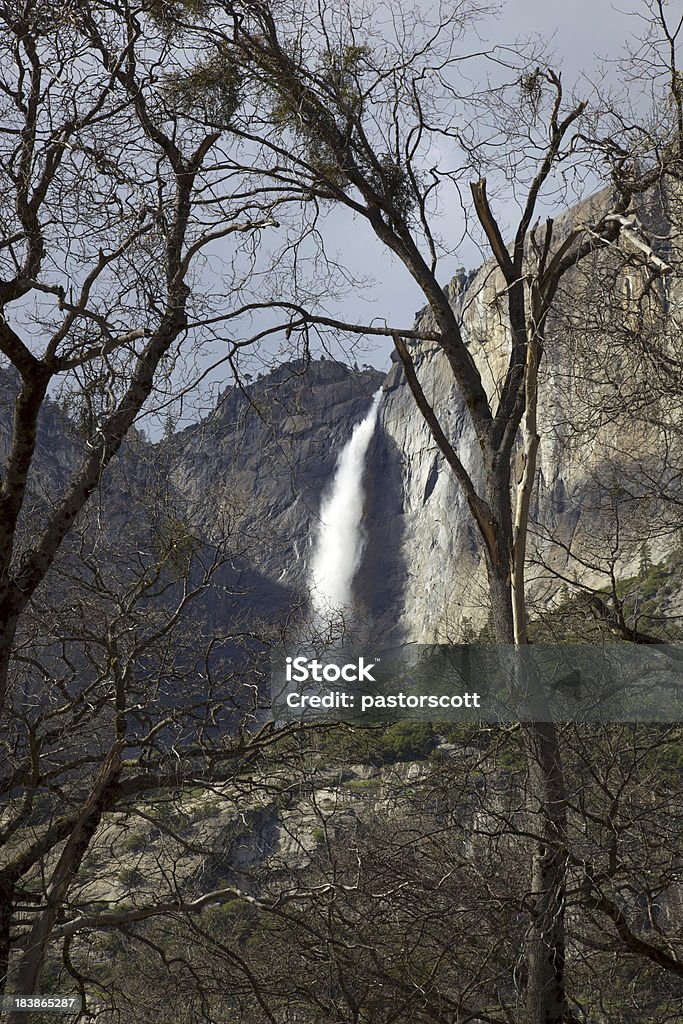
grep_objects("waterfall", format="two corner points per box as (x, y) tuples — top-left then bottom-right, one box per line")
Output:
(309, 389), (382, 619)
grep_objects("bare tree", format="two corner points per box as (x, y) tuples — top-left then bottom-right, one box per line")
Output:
(0, 0), (313, 1000)
(0, 456), (318, 1012)
(0, 0), (293, 711)
(159, 1), (683, 1020)
(67, 722), (683, 1023)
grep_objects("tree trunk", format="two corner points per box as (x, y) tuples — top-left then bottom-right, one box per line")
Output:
(0, 599), (19, 710)
(485, 475), (569, 1024)
(511, 330), (541, 646)
(0, 873), (14, 996)
(522, 720), (569, 1024)
(6, 744), (122, 1020)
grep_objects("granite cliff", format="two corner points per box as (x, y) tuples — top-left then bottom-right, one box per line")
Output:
(360, 186), (683, 640)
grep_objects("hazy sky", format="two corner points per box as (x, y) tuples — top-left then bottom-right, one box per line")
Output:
(315, 0), (643, 362)
(157, 0), (656, 431)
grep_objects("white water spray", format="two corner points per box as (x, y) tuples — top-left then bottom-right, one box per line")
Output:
(309, 390), (382, 618)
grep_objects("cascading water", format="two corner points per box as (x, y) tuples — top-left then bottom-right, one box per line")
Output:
(309, 389), (382, 619)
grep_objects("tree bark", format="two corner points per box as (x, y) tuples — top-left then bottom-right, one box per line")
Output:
(522, 720), (569, 1024)
(511, 328), (541, 646)
(0, 610), (19, 717)
(0, 872), (15, 998)
(6, 744), (122, 1020)
(485, 469), (569, 1024)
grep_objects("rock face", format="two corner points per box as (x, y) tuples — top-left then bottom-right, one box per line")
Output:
(167, 358), (385, 606)
(367, 325), (485, 641)
(0, 366), (80, 505)
(360, 186), (683, 641)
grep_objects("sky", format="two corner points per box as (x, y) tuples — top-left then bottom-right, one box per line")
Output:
(313, 0), (643, 355)
(151, 0), (658, 432)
